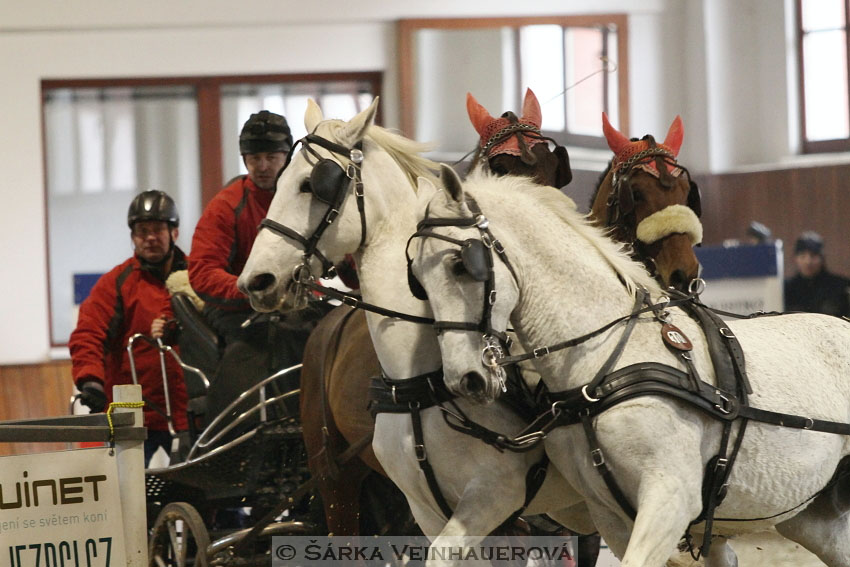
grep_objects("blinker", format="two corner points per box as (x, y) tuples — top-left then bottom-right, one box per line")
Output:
(461, 239), (490, 282)
(311, 159), (347, 206)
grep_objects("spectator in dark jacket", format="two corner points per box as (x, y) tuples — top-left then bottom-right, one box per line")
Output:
(70, 190), (188, 465)
(784, 231), (850, 317)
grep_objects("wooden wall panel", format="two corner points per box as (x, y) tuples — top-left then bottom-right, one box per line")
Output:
(0, 360), (76, 456)
(696, 163), (850, 280)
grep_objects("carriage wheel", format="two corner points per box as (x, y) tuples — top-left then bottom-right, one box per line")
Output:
(149, 502), (210, 567)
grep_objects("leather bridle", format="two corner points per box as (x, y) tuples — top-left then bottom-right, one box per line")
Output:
(258, 133), (367, 282)
(407, 198), (519, 391)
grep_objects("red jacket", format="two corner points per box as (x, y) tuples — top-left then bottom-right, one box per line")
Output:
(189, 176), (273, 312)
(69, 250), (189, 431)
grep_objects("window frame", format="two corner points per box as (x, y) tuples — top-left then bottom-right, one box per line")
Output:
(796, 0), (850, 153)
(398, 15), (629, 143)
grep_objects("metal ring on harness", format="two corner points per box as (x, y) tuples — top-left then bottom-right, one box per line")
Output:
(582, 384), (600, 403)
(688, 277), (706, 295)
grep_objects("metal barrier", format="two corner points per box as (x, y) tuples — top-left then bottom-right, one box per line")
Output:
(0, 385), (148, 567)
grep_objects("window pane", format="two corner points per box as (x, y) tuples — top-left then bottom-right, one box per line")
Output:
(566, 27), (605, 136)
(803, 30), (850, 140)
(220, 80), (378, 181)
(44, 85), (199, 345)
(520, 25), (565, 131)
(801, 0), (845, 32)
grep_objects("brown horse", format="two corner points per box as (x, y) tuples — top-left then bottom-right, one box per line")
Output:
(298, 89), (573, 537)
(590, 113), (703, 291)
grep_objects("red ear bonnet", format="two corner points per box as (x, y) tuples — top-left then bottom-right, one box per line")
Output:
(468, 88), (545, 158)
(604, 113), (684, 176)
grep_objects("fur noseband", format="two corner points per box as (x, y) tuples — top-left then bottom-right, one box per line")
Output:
(635, 204), (703, 246)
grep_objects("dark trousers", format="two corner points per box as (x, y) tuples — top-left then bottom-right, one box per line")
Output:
(201, 302), (332, 423)
(144, 429), (173, 466)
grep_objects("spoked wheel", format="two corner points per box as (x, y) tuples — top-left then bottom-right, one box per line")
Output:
(149, 502), (211, 567)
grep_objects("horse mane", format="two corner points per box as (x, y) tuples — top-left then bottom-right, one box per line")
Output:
(464, 169), (661, 297)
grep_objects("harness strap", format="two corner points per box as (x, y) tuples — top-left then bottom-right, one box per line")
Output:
(302, 279), (435, 325)
(580, 411), (637, 519)
(409, 400), (455, 519)
(498, 293), (697, 366)
(678, 296), (752, 397)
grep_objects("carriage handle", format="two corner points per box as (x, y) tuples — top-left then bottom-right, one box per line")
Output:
(186, 363), (302, 461)
(126, 333), (212, 437)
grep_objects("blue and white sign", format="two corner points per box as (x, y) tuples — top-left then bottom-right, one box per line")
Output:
(695, 241), (784, 315)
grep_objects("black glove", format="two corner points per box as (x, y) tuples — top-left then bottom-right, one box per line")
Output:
(78, 382), (107, 413)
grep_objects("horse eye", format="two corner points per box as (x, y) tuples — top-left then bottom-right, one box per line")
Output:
(490, 164), (508, 176)
(299, 180), (312, 194)
(632, 190), (643, 202)
(450, 252), (466, 276)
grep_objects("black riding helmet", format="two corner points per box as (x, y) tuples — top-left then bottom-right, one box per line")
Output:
(239, 110), (293, 155)
(127, 190), (179, 228)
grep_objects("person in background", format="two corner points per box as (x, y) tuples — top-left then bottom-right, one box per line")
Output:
(745, 221), (772, 245)
(183, 110), (331, 417)
(70, 190), (189, 466)
(784, 231), (850, 317)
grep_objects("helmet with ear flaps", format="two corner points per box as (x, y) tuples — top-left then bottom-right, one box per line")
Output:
(239, 110), (293, 155)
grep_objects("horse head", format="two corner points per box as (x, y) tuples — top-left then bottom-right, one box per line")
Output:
(410, 165), (519, 404)
(467, 88), (572, 188)
(590, 113), (702, 291)
(238, 97), (432, 312)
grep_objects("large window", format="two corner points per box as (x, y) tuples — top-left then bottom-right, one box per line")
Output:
(43, 73), (381, 346)
(798, 0), (850, 152)
(399, 16), (627, 157)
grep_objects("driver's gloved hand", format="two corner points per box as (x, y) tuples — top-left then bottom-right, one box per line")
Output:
(78, 380), (108, 413)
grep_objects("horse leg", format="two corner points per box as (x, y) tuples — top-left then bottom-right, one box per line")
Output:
(616, 480), (702, 567)
(774, 463), (850, 567)
(425, 482), (526, 567)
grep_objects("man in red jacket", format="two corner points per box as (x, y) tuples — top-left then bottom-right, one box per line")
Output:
(189, 111), (331, 419)
(70, 190), (189, 466)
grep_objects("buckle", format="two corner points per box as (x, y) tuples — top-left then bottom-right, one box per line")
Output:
(342, 295), (359, 308)
(714, 390), (732, 415)
(719, 327), (736, 339)
(492, 239), (505, 254)
(714, 457), (729, 473)
(591, 448), (605, 467)
(414, 444), (427, 461)
(533, 346), (550, 358)
(325, 208), (340, 224)
(391, 385), (398, 405)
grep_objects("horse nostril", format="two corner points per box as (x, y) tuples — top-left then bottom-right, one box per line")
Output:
(247, 272), (277, 293)
(461, 372), (486, 396)
(668, 269), (689, 292)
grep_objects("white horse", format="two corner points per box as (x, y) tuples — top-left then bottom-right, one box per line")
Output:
(236, 99), (595, 560)
(409, 166), (850, 567)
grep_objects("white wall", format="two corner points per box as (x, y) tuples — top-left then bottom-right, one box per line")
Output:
(0, 0), (808, 363)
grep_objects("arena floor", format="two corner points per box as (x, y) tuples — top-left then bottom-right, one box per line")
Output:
(596, 529), (826, 566)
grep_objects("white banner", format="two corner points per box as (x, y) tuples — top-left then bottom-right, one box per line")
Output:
(0, 447), (126, 567)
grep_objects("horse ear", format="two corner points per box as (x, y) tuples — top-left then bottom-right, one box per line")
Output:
(466, 92), (494, 137)
(521, 88), (542, 128)
(602, 112), (630, 155)
(439, 164), (465, 203)
(663, 115), (684, 156)
(338, 97), (380, 145)
(304, 98), (324, 132)
(417, 176), (438, 208)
